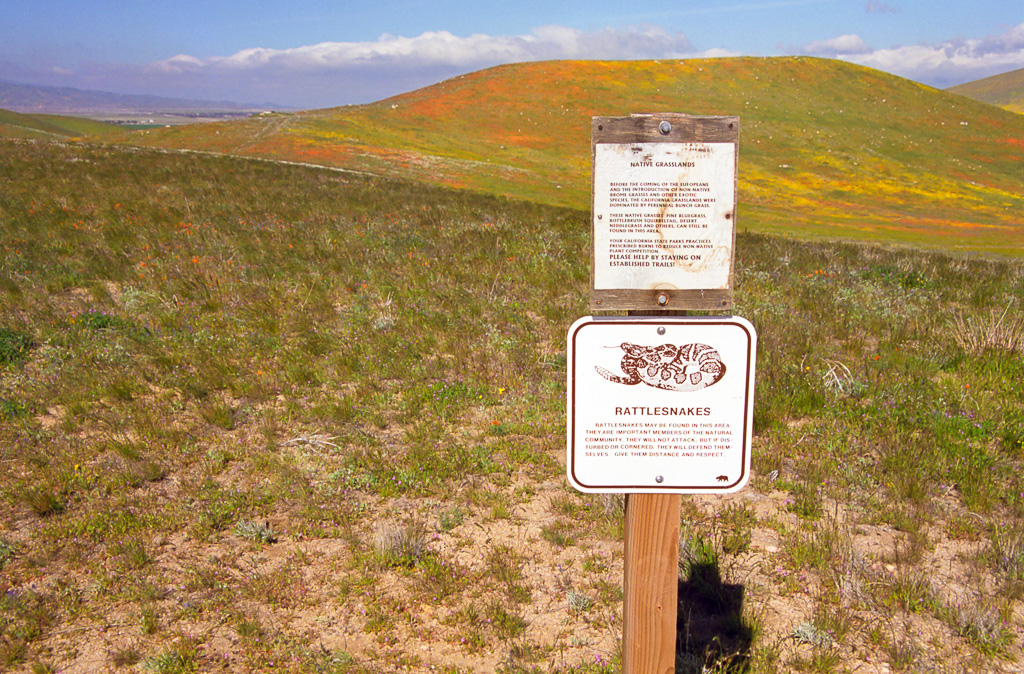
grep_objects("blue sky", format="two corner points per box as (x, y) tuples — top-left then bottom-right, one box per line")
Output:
(2, 0), (1022, 109)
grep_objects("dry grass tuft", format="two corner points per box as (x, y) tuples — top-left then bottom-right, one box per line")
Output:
(948, 303), (1024, 354)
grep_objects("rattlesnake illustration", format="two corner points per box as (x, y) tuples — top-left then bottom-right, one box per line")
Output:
(596, 342), (726, 392)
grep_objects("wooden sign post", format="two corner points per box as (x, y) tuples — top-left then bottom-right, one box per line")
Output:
(623, 492), (680, 673)
(567, 114), (751, 672)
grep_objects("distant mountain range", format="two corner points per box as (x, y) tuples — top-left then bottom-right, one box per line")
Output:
(0, 80), (284, 114)
(5, 65), (1023, 117)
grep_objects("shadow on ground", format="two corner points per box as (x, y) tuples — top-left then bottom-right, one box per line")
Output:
(677, 559), (753, 672)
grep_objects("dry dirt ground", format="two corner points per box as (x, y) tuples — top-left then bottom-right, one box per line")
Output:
(4, 434), (1022, 673)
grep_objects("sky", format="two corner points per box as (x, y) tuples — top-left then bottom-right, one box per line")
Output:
(2, 0), (1023, 109)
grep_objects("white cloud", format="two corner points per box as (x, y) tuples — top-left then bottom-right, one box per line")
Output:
(128, 25), (698, 107)
(802, 34), (872, 56)
(795, 24), (1024, 87)
(844, 22), (1024, 87)
(701, 48), (743, 59)
(149, 25), (694, 76)
(150, 54), (205, 73)
(9, 22), (1024, 109)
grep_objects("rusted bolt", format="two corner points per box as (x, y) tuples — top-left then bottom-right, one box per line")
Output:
(657, 293), (669, 306)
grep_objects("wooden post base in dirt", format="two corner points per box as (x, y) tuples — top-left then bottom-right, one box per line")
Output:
(623, 493), (681, 673)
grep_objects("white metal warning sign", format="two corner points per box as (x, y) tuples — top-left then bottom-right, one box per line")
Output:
(566, 316), (756, 494)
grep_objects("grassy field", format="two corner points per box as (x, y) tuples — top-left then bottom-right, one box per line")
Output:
(1, 137), (1024, 672)
(0, 110), (120, 141)
(101, 57), (1024, 257)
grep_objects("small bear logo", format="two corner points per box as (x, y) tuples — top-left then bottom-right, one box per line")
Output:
(716, 475), (729, 483)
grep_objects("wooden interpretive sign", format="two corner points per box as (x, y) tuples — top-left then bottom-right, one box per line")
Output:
(591, 114), (739, 313)
(570, 113), (749, 672)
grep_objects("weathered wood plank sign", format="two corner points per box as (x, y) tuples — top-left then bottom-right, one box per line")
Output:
(591, 114), (739, 312)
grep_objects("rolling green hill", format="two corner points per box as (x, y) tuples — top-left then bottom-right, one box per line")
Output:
(102, 57), (1024, 256)
(948, 67), (1024, 114)
(0, 108), (121, 140)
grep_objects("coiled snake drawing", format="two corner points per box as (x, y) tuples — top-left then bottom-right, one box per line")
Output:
(596, 343), (726, 392)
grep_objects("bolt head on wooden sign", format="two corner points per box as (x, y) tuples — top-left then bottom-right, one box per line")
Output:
(591, 114), (739, 312)
(566, 316), (756, 494)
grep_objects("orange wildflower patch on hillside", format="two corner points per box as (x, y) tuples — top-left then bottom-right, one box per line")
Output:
(92, 58), (1024, 255)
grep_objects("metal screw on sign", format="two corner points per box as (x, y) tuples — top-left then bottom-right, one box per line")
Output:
(658, 121), (672, 135)
(657, 327), (666, 335)
(657, 293), (669, 306)
(655, 476), (664, 483)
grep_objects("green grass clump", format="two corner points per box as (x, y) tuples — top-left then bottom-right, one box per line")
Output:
(0, 327), (32, 363)
(141, 639), (198, 674)
(371, 520), (429, 568)
(234, 519), (278, 544)
(0, 537), (14, 569)
(0, 398), (30, 419)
